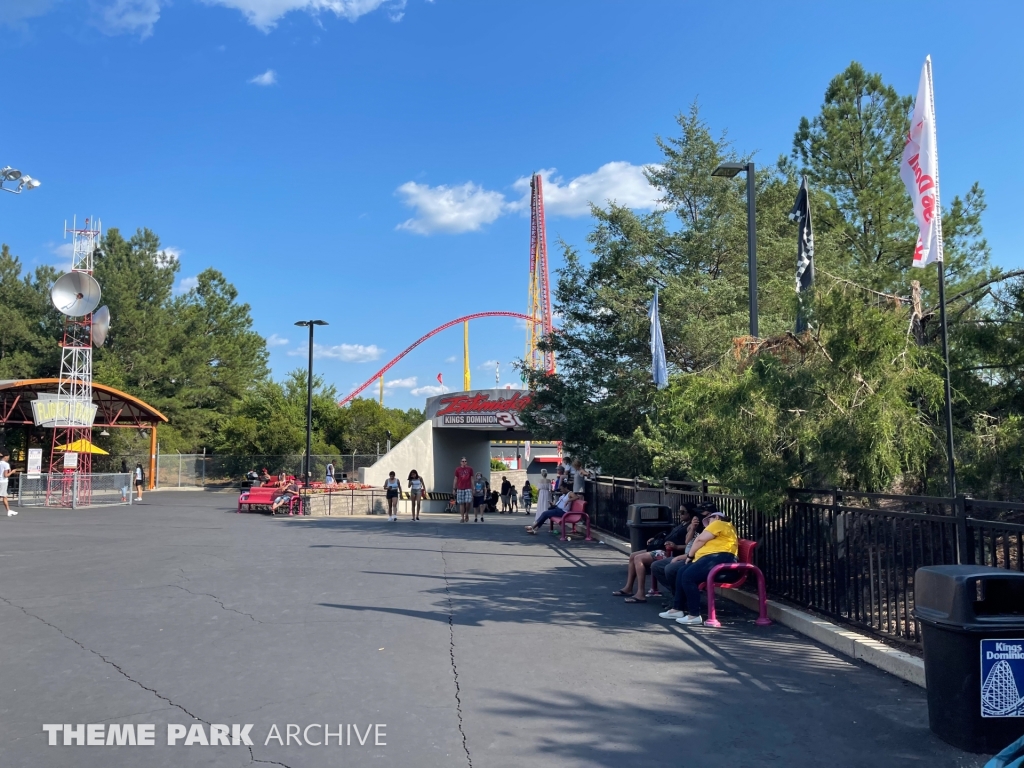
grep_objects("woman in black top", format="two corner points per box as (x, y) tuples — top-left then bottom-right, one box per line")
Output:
(612, 505), (700, 603)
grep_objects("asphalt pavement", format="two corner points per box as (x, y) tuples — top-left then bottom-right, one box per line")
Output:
(0, 491), (987, 767)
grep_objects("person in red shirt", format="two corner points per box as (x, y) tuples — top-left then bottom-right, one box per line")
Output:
(453, 457), (474, 523)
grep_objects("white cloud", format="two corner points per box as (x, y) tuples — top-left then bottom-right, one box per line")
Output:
(266, 333), (290, 346)
(176, 275), (199, 293)
(296, 343), (382, 362)
(410, 384), (444, 397)
(395, 162), (659, 235)
(51, 242), (75, 259)
(202, 0), (406, 32)
(395, 181), (507, 235)
(384, 376), (417, 390)
(478, 359), (500, 371)
(511, 163), (661, 217)
(97, 0), (161, 37)
(249, 69), (277, 86)
(444, 356), (456, 364)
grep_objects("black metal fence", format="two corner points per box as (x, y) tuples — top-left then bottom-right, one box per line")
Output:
(584, 477), (1024, 646)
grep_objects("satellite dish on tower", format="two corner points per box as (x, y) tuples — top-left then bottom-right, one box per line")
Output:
(92, 305), (110, 347)
(51, 272), (101, 317)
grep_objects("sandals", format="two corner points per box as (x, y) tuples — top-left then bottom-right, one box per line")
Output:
(611, 590), (631, 597)
(624, 597), (647, 603)
(646, 590), (662, 598)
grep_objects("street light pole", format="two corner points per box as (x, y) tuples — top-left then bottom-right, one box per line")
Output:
(295, 320), (328, 487)
(1, 166), (42, 195)
(712, 161), (758, 338)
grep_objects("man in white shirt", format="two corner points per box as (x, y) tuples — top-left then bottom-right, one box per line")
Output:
(524, 491), (579, 535)
(0, 452), (16, 517)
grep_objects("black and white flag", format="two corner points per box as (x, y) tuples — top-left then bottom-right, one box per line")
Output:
(789, 176), (815, 332)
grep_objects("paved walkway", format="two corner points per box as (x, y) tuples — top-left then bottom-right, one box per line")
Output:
(0, 492), (985, 767)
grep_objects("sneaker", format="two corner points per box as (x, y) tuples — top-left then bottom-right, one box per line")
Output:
(7, 510), (16, 517)
(658, 609), (686, 620)
(676, 615), (704, 626)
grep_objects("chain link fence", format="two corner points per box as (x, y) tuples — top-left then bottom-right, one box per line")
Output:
(18, 473), (133, 508)
(91, 454), (383, 489)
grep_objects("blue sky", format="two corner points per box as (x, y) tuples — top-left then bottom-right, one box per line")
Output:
(4, 0), (1022, 410)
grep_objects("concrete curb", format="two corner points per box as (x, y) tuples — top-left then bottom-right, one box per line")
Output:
(595, 530), (926, 689)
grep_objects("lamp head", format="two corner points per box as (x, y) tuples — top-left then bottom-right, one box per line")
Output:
(312, 320), (328, 326)
(21, 176), (40, 191)
(711, 162), (746, 178)
(294, 320), (310, 327)
(1, 166), (22, 181)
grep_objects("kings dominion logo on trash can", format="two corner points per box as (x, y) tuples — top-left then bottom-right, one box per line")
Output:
(980, 639), (1024, 718)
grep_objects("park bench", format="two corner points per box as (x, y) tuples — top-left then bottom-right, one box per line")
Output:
(699, 538), (771, 628)
(546, 499), (593, 541)
(237, 486), (305, 515)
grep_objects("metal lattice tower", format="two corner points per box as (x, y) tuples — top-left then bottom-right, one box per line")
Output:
(981, 660), (1024, 717)
(48, 217), (101, 505)
(526, 173), (555, 375)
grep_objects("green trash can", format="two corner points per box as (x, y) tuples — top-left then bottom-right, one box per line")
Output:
(626, 504), (673, 553)
(914, 565), (1024, 753)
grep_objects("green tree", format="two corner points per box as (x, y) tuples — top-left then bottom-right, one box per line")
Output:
(0, 244), (62, 379)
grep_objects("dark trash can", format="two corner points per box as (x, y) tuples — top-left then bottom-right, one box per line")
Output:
(626, 504), (673, 553)
(914, 565), (1024, 753)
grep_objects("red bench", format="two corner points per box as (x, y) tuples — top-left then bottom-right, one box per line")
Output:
(547, 499), (593, 541)
(699, 538), (771, 627)
(237, 486), (305, 515)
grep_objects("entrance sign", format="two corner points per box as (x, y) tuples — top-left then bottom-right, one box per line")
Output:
(27, 449), (43, 477)
(426, 389), (532, 430)
(31, 394), (98, 428)
(981, 639), (1024, 717)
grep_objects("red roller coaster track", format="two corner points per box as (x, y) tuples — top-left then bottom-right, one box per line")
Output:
(337, 311), (538, 407)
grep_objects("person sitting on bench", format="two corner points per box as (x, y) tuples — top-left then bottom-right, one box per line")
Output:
(524, 491), (580, 535)
(613, 504), (700, 603)
(658, 506), (739, 626)
(271, 479), (301, 513)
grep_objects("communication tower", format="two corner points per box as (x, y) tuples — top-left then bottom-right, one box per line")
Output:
(526, 173), (555, 375)
(47, 217), (103, 505)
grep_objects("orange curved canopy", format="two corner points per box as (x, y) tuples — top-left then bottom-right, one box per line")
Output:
(0, 379), (168, 428)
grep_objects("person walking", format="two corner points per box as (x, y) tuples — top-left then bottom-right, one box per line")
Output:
(383, 471), (402, 521)
(0, 452), (16, 517)
(535, 470), (551, 518)
(453, 457), (474, 523)
(521, 480), (532, 515)
(499, 476), (511, 513)
(472, 472), (489, 523)
(509, 483), (518, 512)
(134, 463), (145, 501)
(325, 461), (335, 486)
(407, 469), (425, 521)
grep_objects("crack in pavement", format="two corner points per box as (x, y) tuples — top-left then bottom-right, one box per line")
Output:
(247, 745), (293, 767)
(440, 540), (473, 768)
(168, 584), (261, 622)
(0, 593), (206, 722)
(1, 593), (293, 768)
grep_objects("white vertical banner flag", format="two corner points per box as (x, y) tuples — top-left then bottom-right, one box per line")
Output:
(900, 56), (944, 268)
(649, 287), (668, 390)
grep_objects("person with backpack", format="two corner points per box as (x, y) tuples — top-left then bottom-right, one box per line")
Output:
(521, 480), (533, 515)
(472, 472), (489, 523)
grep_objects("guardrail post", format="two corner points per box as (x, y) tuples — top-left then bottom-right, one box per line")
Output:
(72, 474), (80, 510)
(954, 494), (972, 565)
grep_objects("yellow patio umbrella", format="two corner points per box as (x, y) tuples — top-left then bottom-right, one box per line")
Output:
(53, 438), (109, 455)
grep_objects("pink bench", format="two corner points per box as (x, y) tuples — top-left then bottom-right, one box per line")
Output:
(699, 539), (771, 627)
(237, 486), (305, 515)
(547, 499), (593, 541)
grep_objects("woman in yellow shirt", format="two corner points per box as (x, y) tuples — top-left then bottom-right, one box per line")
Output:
(658, 506), (738, 626)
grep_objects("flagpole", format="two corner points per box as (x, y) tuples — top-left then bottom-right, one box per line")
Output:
(927, 56), (957, 498)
